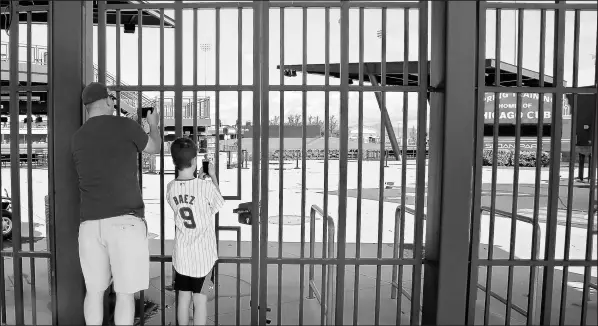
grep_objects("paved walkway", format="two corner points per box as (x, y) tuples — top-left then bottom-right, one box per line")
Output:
(1, 163), (596, 325)
(2, 238), (596, 325)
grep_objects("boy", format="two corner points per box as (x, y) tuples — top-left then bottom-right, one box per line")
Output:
(166, 138), (224, 325)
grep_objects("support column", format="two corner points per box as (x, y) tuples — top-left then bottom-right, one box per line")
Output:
(423, 1), (477, 324)
(366, 65), (401, 161)
(49, 1), (93, 324)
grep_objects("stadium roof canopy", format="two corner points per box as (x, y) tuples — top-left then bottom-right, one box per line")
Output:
(0, 1), (175, 30)
(278, 59), (558, 87)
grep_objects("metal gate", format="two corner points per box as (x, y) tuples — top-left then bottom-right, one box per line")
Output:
(468, 2), (597, 326)
(92, 1), (432, 325)
(1, 1), (597, 325)
(1, 1), (56, 325)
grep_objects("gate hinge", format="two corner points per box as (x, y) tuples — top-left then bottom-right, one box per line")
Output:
(428, 85), (444, 93)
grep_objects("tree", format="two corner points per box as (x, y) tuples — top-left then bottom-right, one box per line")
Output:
(328, 115), (339, 136)
(270, 116), (280, 126)
(286, 114), (302, 126)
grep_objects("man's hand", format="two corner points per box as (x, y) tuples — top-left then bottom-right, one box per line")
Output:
(142, 106), (162, 154)
(146, 107), (159, 126)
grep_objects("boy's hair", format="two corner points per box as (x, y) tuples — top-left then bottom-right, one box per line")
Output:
(170, 137), (197, 170)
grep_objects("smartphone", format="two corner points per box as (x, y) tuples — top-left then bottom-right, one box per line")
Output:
(141, 107), (154, 118)
(202, 161), (210, 175)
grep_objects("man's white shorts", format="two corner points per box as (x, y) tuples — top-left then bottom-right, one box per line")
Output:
(78, 215), (149, 294)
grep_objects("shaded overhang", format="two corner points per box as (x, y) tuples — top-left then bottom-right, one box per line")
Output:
(277, 59), (556, 87)
(0, 1), (175, 31)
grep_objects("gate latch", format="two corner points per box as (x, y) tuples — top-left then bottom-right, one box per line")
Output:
(234, 202), (259, 225)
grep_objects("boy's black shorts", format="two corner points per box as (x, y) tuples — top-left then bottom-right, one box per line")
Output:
(173, 270), (206, 294)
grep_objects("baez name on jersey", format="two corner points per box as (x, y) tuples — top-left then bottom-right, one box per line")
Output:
(172, 194), (196, 206)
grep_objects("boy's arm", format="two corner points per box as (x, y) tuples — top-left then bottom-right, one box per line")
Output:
(207, 181), (225, 216)
(207, 162), (222, 194)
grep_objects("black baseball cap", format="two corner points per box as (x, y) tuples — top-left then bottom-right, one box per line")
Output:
(82, 82), (110, 105)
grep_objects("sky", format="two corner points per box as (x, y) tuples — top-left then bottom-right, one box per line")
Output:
(2, 1), (597, 134)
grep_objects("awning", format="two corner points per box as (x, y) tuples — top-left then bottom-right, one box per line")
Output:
(278, 59), (558, 87)
(0, 1), (176, 31)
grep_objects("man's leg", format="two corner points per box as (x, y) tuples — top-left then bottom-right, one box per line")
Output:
(114, 293), (136, 326)
(105, 216), (150, 324)
(79, 220), (111, 325)
(83, 290), (105, 326)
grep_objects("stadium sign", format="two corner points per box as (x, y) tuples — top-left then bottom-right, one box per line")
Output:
(483, 93), (571, 124)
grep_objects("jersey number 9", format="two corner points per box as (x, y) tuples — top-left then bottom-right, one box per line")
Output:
(179, 207), (197, 229)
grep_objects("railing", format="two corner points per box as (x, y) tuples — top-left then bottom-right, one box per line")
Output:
(162, 97), (210, 120)
(2, 42), (211, 122)
(390, 204), (542, 322)
(0, 41), (48, 65)
(308, 204), (336, 326)
(478, 206), (542, 322)
(92, 64), (156, 110)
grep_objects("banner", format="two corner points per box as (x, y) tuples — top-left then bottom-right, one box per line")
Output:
(484, 93), (571, 124)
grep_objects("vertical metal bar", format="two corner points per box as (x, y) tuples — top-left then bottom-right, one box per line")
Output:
(46, 4), (58, 324)
(391, 7), (408, 301)
(466, 2), (486, 324)
(410, 2), (428, 324)
(505, 9), (524, 325)
(335, 1), (350, 323)
(559, 9), (580, 326)
(309, 209), (315, 299)
(374, 7), (387, 326)
(540, 2), (566, 323)
(116, 9), (121, 117)
(159, 9), (166, 326)
(353, 7), (364, 326)
(528, 8), (546, 326)
(193, 9), (198, 147)
(236, 9), (243, 325)
(9, 1), (24, 324)
(174, 3), (183, 137)
(484, 8), (502, 326)
(299, 7), (307, 326)
(136, 8), (145, 325)
(0, 67), (4, 325)
(251, 2), (261, 325)
(0, 62), (4, 323)
(98, 0), (106, 84)
(26, 12), (38, 326)
(326, 227), (335, 325)
(394, 9), (409, 325)
(322, 7), (330, 326)
(259, 2), (270, 325)
(237, 7), (243, 201)
(277, 7), (285, 326)
(579, 28), (598, 326)
(214, 8), (221, 325)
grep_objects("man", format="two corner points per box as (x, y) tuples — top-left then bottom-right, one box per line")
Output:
(72, 82), (161, 325)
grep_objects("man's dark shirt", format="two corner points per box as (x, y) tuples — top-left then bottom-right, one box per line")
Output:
(72, 115), (149, 222)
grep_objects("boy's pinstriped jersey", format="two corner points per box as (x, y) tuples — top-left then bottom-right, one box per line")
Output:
(166, 178), (225, 278)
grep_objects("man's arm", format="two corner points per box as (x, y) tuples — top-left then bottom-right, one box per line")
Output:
(143, 124), (161, 154)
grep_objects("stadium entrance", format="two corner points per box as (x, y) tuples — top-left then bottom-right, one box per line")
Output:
(1, 1), (596, 326)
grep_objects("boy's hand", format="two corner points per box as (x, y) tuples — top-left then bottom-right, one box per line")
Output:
(208, 162), (216, 178)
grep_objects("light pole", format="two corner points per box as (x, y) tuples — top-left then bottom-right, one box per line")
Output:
(200, 43), (212, 100)
(200, 43), (211, 153)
